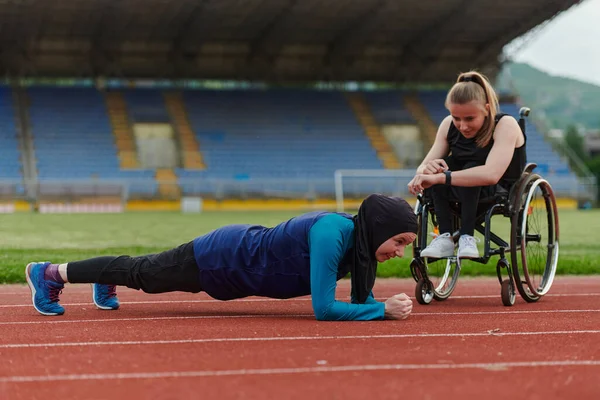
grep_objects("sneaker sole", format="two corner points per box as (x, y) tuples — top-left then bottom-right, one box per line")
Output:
(458, 252), (480, 259)
(420, 251), (455, 258)
(91, 284), (119, 310)
(25, 263), (64, 316)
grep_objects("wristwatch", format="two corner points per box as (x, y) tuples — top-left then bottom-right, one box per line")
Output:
(444, 170), (452, 186)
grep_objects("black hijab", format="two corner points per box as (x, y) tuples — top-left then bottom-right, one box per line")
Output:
(351, 194), (418, 303)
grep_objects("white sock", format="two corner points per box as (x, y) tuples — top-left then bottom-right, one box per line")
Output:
(58, 263), (69, 283)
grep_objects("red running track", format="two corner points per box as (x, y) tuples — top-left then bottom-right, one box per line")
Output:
(0, 276), (599, 400)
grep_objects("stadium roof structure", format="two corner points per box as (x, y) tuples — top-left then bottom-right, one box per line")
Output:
(0, 0), (582, 83)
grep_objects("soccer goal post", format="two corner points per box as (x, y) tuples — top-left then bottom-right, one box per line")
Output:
(334, 169), (417, 212)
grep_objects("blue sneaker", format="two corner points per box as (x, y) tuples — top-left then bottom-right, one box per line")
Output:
(92, 284), (120, 310)
(25, 262), (65, 316)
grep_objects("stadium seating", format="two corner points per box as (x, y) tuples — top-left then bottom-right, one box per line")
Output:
(499, 103), (572, 173)
(500, 103), (584, 196)
(179, 89), (383, 196)
(27, 87), (157, 196)
(123, 88), (170, 123)
(417, 90), (449, 126)
(362, 91), (415, 124)
(0, 86), (22, 180)
(21, 85), (585, 200)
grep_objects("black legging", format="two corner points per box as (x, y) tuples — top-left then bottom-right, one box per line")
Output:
(430, 158), (495, 236)
(67, 241), (202, 294)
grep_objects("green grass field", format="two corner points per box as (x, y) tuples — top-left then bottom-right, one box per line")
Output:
(0, 209), (598, 283)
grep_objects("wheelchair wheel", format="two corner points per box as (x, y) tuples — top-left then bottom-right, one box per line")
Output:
(415, 278), (434, 305)
(414, 201), (461, 301)
(500, 279), (516, 306)
(510, 174), (559, 302)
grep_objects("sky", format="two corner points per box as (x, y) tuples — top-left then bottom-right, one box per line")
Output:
(504, 0), (600, 86)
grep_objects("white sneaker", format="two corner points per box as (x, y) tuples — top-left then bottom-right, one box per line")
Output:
(457, 235), (480, 259)
(420, 232), (455, 258)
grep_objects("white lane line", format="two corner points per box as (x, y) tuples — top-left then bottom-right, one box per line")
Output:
(0, 314), (315, 325)
(447, 293), (600, 299)
(1, 309), (599, 326)
(1, 292), (599, 308)
(0, 298), (310, 307)
(414, 309), (600, 316)
(1, 329), (599, 349)
(1, 360), (599, 383)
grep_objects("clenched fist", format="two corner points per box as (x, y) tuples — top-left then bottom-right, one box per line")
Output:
(384, 293), (413, 320)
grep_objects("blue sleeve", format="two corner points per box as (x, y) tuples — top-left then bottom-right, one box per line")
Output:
(309, 216), (385, 321)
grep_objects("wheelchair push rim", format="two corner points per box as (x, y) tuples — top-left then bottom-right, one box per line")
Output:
(511, 176), (559, 300)
(519, 178), (559, 297)
(431, 257), (461, 300)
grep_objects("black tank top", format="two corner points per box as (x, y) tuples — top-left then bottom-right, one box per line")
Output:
(447, 113), (526, 188)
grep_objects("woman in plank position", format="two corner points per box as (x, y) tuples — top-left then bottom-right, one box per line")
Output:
(27, 194), (418, 321)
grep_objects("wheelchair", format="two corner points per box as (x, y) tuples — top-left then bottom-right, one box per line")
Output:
(409, 107), (560, 306)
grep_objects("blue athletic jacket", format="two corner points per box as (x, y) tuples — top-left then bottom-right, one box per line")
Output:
(192, 212), (385, 321)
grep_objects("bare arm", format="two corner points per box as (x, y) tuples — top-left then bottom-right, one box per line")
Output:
(415, 116), (452, 174)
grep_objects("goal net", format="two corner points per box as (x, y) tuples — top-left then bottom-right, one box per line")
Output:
(334, 169), (417, 212)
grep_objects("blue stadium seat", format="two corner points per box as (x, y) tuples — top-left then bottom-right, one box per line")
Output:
(179, 89), (383, 196)
(122, 89), (170, 123)
(0, 86), (22, 180)
(28, 87), (156, 196)
(499, 103), (579, 194)
(362, 91), (415, 124)
(417, 91), (448, 125)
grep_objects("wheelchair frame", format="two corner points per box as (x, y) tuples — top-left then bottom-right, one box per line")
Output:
(409, 107), (560, 306)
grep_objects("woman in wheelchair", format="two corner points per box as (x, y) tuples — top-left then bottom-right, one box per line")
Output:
(407, 71), (526, 260)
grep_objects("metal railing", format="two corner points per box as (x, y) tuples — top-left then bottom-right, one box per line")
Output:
(0, 174), (594, 205)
